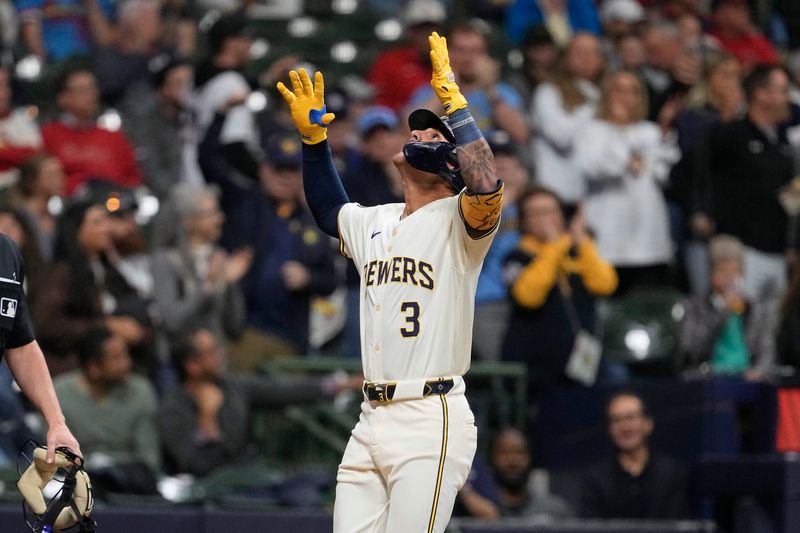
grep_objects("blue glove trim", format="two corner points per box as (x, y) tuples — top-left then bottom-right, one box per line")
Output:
(309, 106), (330, 128)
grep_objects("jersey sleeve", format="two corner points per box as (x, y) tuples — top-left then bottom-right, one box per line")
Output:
(1, 238), (34, 349)
(450, 183), (504, 272)
(336, 202), (373, 266)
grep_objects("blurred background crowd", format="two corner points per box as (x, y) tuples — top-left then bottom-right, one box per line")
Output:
(0, 0), (798, 531)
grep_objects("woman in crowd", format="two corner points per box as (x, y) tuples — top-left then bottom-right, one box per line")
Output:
(32, 198), (153, 374)
(151, 184), (249, 380)
(12, 153), (65, 267)
(530, 32), (604, 209)
(575, 70), (680, 294)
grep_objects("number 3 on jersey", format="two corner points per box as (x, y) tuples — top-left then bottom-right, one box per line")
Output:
(400, 302), (420, 337)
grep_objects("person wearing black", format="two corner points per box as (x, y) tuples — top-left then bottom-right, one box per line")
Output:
(696, 64), (794, 299)
(0, 234), (81, 463)
(581, 391), (690, 519)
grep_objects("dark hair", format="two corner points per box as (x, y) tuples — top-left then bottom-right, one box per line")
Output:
(743, 63), (786, 103)
(153, 58), (191, 89)
(18, 153), (55, 198)
(606, 389), (650, 419)
(52, 65), (94, 97)
(171, 329), (201, 382)
(75, 327), (112, 369)
(516, 185), (564, 227)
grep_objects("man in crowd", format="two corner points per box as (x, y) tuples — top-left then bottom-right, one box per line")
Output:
(581, 391), (690, 519)
(698, 64), (794, 299)
(54, 327), (160, 493)
(42, 66), (143, 195)
(459, 428), (574, 520)
(159, 328), (356, 477)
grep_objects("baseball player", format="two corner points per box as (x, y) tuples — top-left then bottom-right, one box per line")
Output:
(277, 32), (502, 533)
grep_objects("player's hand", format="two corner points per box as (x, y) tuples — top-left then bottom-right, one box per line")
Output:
(45, 421), (81, 464)
(429, 32), (468, 115)
(276, 69), (335, 145)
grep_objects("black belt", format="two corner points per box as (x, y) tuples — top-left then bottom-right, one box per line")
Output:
(363, 378), (455, 403)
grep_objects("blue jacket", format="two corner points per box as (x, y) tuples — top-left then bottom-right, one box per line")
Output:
(505, 0), (601, 45)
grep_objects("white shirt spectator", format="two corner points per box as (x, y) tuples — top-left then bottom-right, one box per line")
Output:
(575, 119), (679, 267)
(530, 79), (599, 203)
(0, 108), (41, 187)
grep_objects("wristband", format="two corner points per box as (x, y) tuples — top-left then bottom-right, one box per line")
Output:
(449, 108), (482, 145)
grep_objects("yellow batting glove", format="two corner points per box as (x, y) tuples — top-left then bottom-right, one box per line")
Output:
(429, 32), (468, 115)
(276, 69), (335, 145)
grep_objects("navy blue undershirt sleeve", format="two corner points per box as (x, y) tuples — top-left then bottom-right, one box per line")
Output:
(302, 141), (350, 238)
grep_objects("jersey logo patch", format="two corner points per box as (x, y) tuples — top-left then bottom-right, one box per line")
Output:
(370, 230), (382, 239)
(1, 298), (17, 318)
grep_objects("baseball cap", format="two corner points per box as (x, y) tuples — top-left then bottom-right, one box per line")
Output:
(208, 13), (253, 52)
(486, 130), (516, 157)
(523, 25), (555, 48)
(358, 106), (399, 137)
(600, 0), (645, 23)
(262, 131), (302, 169)
(408, 109), (455, 144)
(402, 0), (446, 27)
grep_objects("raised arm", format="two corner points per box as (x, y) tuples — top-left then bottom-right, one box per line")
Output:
(277, 70), (350, 238)
(428, 32), (497, 194)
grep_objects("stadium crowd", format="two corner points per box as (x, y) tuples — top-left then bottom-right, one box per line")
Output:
(0, 0), (797, 529)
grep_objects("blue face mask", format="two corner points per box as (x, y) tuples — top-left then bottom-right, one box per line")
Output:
(402, 141), (465, 193)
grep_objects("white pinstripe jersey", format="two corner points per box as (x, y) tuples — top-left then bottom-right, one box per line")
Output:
(337, 192), (499, 382)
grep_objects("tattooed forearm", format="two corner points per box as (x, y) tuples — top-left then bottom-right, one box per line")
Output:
(456, 138), (497, 193)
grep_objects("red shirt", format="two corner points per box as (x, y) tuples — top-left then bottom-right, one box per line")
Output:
(710, 31), (778, 70)
(42, 121), (143, 195)
(368, 47), (431, 112)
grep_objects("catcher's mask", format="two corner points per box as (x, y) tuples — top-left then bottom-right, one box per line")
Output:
(17, 442), (95, 532)
(404, 109), (465, 194)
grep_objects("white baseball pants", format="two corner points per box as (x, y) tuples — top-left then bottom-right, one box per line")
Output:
(333, 382), (477, 533)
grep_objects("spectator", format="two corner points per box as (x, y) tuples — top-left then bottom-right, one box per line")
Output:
(409, 22), (530, 145)
(501, 187), (617, 396)
(367, 0), (443, 112)
(33, 198), (152, 374)
(530, 32), (604, 207)
(123, 59), (196, 200)
(460, 428), (574, 520)
(581, 391), (690, 519)
(343, 106), (405, 207)
(54, 327), (160, 494)
(505, 0), (601, 47)
(575, 70), (681, 293)
(13, 154), (65, 267)
(698, 64), (793, 299)
(94, 0), (165, 108)
(677, 235), (777, 380)
(42, 66), (144, 195)
(199, 117), (337, 366)
(473, 132), (529, 361)
(599, 0), (645, 47)
(0, 67), (42, 187)
(641, 22), (701, 121)
(17, 0), (114, 62)
(673, 52), (744, 296)
(710, 0), (778, 72)
(151, 185), (249, 364)
(614, 33), (647, 72)
(159, 328), (354, 477)
(505, 25), (559, 110)
(192, 12), (258, 182)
